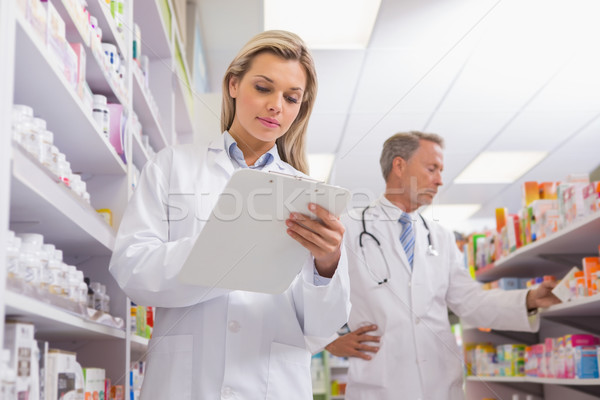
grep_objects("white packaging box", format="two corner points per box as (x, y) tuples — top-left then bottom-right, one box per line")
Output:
(551, 266), (580, 303)
(83, 367), (105, 400)
(46, 349), (81, 400)
(3, 321), (35, 398)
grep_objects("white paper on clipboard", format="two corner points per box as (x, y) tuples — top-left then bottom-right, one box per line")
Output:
(177, 169), (350, 294)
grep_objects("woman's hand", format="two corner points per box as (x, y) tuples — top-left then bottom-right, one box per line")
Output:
(286, 203), (345, 278)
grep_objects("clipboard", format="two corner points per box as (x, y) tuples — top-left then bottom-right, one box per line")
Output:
(177, 169), (351, 294)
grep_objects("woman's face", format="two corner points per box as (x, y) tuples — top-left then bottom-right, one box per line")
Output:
(228, 52), (307, 148)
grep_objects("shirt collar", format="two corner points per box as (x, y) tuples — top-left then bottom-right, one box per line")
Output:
(376, 195), (417, 223)
(223, 131), (279, 170)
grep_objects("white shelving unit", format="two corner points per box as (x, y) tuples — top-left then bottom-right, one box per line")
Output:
(132, 68), (167, 152)
(130, 334), (149, 353)
(465, 213), (600, 400)
(313, 351), (349, 400)
(467, 376), (600, 386)
(5, 291), (125, 340)
(1, 0), (197, 396)
(10, 145), (116, 256)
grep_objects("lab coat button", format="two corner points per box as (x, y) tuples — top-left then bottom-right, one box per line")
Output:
(408, 282), (412, 287)
(415, 317), (421, 324)
(228, 320), (241, 333)
(221, 386), (234, 399)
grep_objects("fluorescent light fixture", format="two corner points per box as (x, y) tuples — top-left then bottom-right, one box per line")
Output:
(308, 153), (335, 182)
(454, 151), (548, 184)
(264, 0), (381, 49)
(421, 204), (482, 231)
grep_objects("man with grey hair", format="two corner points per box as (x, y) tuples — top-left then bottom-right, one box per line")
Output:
(324, 131), (560, 399)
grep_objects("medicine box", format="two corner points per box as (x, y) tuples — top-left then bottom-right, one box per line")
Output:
(3, 321), (35, 398)
(44, 1), (67, 71)
(69, 43), (87, 96)
(63, 43), (79, 92)
(83, 367), (106, 400)
(574, 346), (599, 379)
(28, 0), (48, 44)
(46, 349), (81, 400)
(497, 277), (519, 291)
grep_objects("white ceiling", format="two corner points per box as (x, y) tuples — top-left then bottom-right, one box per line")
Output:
(194, 0), (600, 233)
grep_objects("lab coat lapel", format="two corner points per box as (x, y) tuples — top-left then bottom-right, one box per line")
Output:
(372, 203), (413, 276)
(207, 137), (235, 177)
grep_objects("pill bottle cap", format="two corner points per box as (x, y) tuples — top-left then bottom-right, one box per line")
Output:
(93, 94), (107, 106)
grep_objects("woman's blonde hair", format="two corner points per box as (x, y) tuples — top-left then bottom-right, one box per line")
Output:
(221, 30), (317, 174)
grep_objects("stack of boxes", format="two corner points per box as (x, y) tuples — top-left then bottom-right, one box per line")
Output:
(466, 175), (600, 272)
(466, 334), (600, 379)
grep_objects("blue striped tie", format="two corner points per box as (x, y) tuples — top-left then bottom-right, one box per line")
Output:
(399, 213), (415, 269)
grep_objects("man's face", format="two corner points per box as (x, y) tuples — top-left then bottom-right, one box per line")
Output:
(398, 140), (444, 210)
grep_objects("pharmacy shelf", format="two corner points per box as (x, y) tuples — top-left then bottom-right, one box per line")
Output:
(10, 145), (115, 256)
(131, 132), (150, 170)
(475, 212), (600, 282)
(52, 0), (128, 106)
(330, 365), (350, 370)
(4, 291), (125, 340)
(132, 68), (167, 151)
(86, 42), (129, 106)
(541, 295), (600, 318)
(173, 28), (195, 136)
(467, 376), (600, 386)
(130, 334), (149, 354)
(173, 68), (194, 136)
(13, 15), (126, 176)
(134, 0), (172, 60)
(331, 396), (345, 400)
(85, 0), (128, 57)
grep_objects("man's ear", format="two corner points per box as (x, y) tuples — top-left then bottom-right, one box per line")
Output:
(229, 76), (239, 98)
(390, 156), (406, 177)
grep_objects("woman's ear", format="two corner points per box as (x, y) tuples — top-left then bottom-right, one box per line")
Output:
(229, 76), (239, 98)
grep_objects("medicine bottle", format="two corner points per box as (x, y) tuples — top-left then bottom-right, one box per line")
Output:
(57, 157), (72, 187)
(11, 104), (33, 144)
(0, 349), (16, 400)
(75, 271), (88, 306)
(5, 235), (21, 280)
(17, 118), (36, 154)
(19, 242), (43, 287)
(66, 265), (80, 302)
(92, 94), (110, 138)
(46, 145), (61, 176)
(38, 243), (54, 289)
(90, 281), (104, 311)
(30, 118), (46, 160)
(39, 130), (54, 165)
(46, 250), (63, 295)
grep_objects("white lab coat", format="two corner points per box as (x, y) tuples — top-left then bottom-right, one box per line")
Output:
(109, 137), (351, 400)
(341, 196), (539, 400)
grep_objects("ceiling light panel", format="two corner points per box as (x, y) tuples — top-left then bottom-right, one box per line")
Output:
(454, 151), (548, 184)
(264, 0), (381, 49)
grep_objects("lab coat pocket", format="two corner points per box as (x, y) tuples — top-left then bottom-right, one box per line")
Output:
(347, 351), (387, 388)
(266, 341), (312, 400)
(140, 335), (193, 400)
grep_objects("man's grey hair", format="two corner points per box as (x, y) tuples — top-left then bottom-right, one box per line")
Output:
(380, 131), (445, 181)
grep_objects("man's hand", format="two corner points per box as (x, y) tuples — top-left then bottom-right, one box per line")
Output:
(526, 280), (561, 310)
(325, 325), (381, 360)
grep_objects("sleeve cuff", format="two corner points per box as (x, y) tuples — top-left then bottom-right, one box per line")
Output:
(313, 266), (333, 286)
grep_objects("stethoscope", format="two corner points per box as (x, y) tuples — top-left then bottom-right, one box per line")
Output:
(359, 205), (439, 285)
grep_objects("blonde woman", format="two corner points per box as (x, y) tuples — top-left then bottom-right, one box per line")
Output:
(109, 30), (350, 399)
